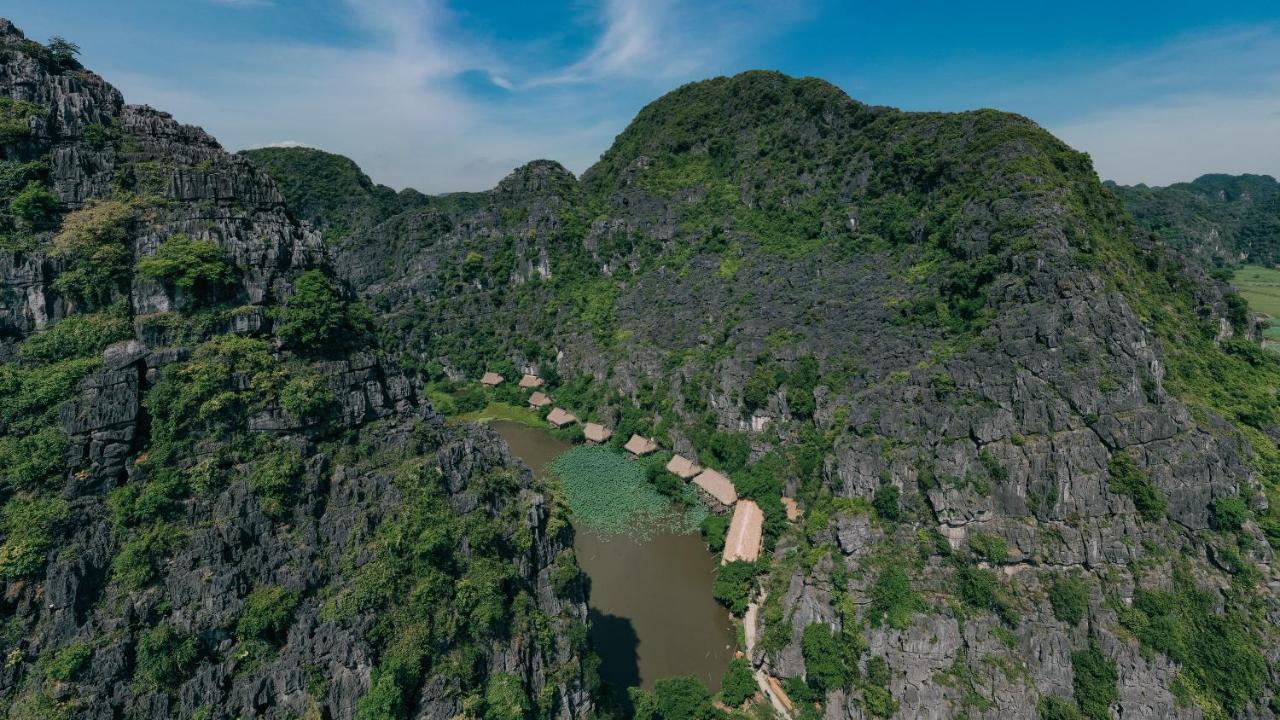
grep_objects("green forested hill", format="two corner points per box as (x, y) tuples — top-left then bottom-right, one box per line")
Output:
(1110, 173), (1280, 267)
(253, 71), (1280, 719)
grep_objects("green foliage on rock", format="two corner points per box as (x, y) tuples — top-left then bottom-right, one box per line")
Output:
(236, 585), (299, 643)
(0, 97), (43, 144)
(1117, 566), (1266, 717)
(867, 565), (924, 630)
(0, 495), (69, 578)
(1210, 496), (1249, 532)
(137, 233), (234, 302)
(248, 445), (305, 518)
(1038, 695), (1083, 720)
(801, 622), (857, 692)
(50, 198), (136, 309)
(484, 673), (531, 720)
(134, 623), (198, 690)
(280, 372), (336, 422)
(276, 269), (367, 353)
(1106, 454), (1166, 522)
(43, 641), (92, 682)
(1048, 572), (1090, 626)
(17, 307), (132, 362)
(1069, 642), (1117, 720)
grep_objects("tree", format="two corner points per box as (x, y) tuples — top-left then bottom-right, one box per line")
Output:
(10, 181), (59, 230)
(713, 560), (761, 615)
(632, 676), (717, 720)
(137, 234), (234, 304)
(276, 269), (346, 350)
(801, 623), (856, 692)
(47, 36), (81, 70)
(720, 657), (756, 707)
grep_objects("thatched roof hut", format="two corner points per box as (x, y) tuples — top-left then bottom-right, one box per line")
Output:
(528, 391), (552, 408)
(518, 374), (543, 389)
(480, 371), (504, 386)
(623, 434), (658, 456)
(722, 499), (763, 563)
(547, 407), (578, 428)
(692, 469), (737, 506)
(583, 422), (612, 443)
(781, 496), (802, 521)
(666, 454), (702, 480)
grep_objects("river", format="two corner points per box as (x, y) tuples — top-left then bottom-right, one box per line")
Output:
(491, 421), (737, 708)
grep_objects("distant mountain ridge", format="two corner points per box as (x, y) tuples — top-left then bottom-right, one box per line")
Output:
(1109, 173), (1280, 267)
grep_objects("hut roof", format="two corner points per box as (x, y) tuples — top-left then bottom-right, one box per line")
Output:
(518, 374), (543, 389)
(723, 499), (763, 563)
(666, 454), (702, 480)
(547, 407), (578, 428)
(692, 469), (737, 506)
(583, 422), (612, 443)
(624, 434), (658, 456)
(782, 496), (802, 521)
(480, 371), (504, 386)
(528, 391), (552, 408)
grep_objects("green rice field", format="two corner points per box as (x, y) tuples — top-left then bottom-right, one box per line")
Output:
(1232, 265), (1280, 344)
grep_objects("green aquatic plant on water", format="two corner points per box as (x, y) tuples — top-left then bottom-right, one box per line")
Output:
(549, 445), (706, 538)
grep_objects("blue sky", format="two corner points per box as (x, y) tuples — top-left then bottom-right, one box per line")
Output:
(8, 1), (1280, 193)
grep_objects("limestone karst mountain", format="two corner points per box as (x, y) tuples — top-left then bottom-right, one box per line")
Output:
(4, 15), (1280, 720)
(0, 21), (593, 720)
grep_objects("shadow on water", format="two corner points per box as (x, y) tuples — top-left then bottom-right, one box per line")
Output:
(589, 608), (641, 716)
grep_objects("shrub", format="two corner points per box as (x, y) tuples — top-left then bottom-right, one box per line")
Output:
(248, 446), (305, 517)
(280, 373), (336, 422)
(1048, 572), (1089, 625)
(1210, 496), (1249, 532)
(276, 269), (346, 351)
(0, 427), (68, 491)
(867, 565), (924, 630)
(631, 675), (716, 720)
(0, 495), (69, 578)
(134, 623), (197, 689)
(51, 199), (135, 309)
(18, 308), (132, 362)
(136, 234), (234, 303)
(801, 623), (856, 691)
(1107, 454), (1166, 521)
(955, 562), (1019, 626)
(700, 513), (729, 552)
(871, 484), (901, 522)
(483, 673), (530, 720)
(112, 523), (185, 589)
(720, 657), (756, 706)
(967, 533), (1008, 564)
(549, 550), (582, 596)
(1119, 567), (1265, 716)
(236, 585), (299, 644)
(10, 181), (59, 229)
(1070, 642), (1117, 720)
(0, 98), (44, 144)
(44, 641), (91, 682)
(713, 560), (761, 615)
(743, 364), (778, 410)
(1038, 695), (1083, 720)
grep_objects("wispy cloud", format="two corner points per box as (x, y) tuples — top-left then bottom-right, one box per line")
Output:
(1045, 23), (1280, 184)
(103, 0), (807, 193)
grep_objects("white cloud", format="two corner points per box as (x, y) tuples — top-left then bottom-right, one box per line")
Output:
(96, 0), (808, 193)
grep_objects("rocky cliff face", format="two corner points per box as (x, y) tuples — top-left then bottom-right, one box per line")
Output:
(266, 74), (1280, 718)
(0, 21), (593, 720)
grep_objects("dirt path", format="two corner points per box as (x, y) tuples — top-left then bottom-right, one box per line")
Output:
(744, 594), (794, 719)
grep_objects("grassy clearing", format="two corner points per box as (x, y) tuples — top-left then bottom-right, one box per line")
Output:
(454, 401), (544, 427)
(549, 445), (706, 538)
(1232, 265), (1280, 342)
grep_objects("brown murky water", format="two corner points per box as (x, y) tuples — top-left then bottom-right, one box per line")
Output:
(491, 421), (737, 705)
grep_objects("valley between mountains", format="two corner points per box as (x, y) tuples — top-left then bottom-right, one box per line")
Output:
(2, 18), (1280, 720)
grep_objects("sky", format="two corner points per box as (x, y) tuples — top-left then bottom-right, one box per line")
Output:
(6, 1), (1280, 193)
